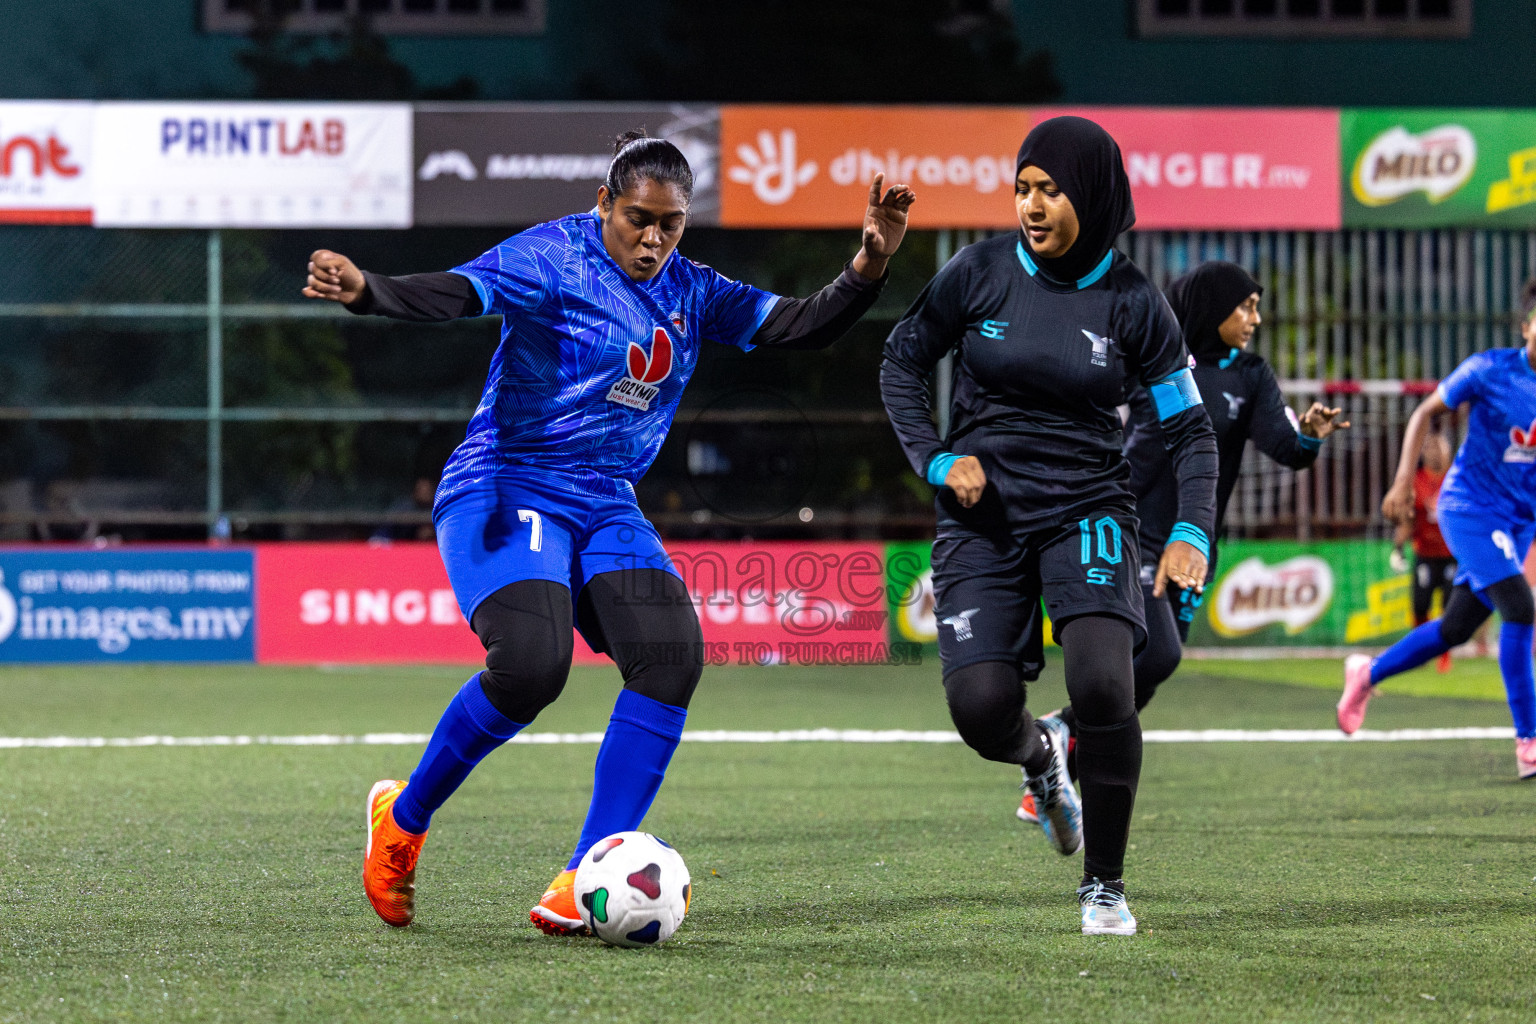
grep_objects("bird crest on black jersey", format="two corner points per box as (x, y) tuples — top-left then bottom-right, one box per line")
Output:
(1081, 329), (1115, 367)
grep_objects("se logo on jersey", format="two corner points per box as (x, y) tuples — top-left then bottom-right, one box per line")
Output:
(607, 326), (675, 412)
(1505, 419), (1536, 463)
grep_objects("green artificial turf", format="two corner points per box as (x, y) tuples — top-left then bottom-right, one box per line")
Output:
(1181, 651), (1513, 703)
(1, 661), (1532, 1023)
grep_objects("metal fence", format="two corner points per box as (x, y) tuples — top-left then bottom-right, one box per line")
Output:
(1123, 230), (1536, 540)
(3, 226), (1535, 541)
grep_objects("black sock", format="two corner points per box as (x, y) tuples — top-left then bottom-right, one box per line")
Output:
(1076, 712), (1142, 880)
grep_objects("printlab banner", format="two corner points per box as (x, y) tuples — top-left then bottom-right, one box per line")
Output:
(0, 548), (254, 662)
(1342, 108), (1536, 228)
(414, 105), (720, 226)
(0, 101), (93, 224)
(91, 102), (412, 227)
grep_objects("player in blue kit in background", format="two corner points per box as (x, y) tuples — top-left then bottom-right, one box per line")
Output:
(1339, 280), (1536, 780)
(302, 132), (916, 932)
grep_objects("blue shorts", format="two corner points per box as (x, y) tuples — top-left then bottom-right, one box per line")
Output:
(433, 473), (678, 622)
(1438, 507), (1535, 593)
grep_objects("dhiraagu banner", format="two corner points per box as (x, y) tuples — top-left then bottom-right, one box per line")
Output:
(1188, 539), (1412, 648)
(1343, 108), (1536, 228)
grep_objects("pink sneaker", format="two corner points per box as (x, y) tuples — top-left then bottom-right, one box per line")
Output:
(1337, 654), (1375, 735)
(1517, 737), (1536, 780)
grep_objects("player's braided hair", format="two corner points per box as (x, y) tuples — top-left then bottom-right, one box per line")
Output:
(603, 130), (694, 208)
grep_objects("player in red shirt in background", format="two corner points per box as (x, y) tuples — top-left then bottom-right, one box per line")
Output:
(1390, 430), (1460, 670)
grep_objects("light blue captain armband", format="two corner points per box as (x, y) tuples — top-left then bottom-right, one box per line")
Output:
(926, 452), (960, 487)
(1167, 522), (1210, 560)
(1297, 431), (1324, 451)
(1149, 367), (1204, 421)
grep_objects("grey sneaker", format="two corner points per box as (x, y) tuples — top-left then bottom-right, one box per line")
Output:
(1023, 716), (1083, 856)
(1078, 877), (1136, 936)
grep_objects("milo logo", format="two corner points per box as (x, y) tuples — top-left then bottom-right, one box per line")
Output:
(1208, 555), (1334, 638)
(1352, 125), (1475, 207)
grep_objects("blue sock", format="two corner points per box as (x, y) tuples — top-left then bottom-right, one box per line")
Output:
(1498, 621), (1536, 738)
(1369, 620), (1451, 685)
(393, 675), (526, 835)
(565, 690), (687, 870)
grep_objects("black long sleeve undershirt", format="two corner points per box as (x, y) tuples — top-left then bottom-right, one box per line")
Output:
(345, 270), (482, 321)
(344, 263), (885, 350)
(749, 263), (885, 349)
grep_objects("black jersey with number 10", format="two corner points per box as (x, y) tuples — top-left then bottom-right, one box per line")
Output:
(881, 235), (1217, 538)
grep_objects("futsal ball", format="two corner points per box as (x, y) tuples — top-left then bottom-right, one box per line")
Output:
(573, 831), (690, 947)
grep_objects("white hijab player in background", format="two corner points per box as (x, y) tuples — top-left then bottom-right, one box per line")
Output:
(1340, 280), (1536, 780)
(303, 133), (915, 933)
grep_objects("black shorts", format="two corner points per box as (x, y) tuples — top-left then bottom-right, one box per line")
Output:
(931, 511), (1146, 680)
(1412, 555), (1457, 622)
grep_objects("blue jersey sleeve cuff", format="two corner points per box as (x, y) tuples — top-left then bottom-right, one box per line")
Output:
(1167, 522), (1210, 559)
(1149, 367), (1204, 421)
(452, 269), (492, 316)
(926, 452), (960, 487)
(1297, 431), (1324, 451)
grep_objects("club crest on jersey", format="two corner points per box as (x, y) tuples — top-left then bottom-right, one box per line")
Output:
(607, 326), (674, 411)
(1081, 329), (1115, 367)
(1505, 419), (1536, 463)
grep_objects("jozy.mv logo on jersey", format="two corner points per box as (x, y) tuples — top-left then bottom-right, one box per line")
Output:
(607, 326), (675, 411)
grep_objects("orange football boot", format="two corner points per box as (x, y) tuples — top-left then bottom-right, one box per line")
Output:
(529, 868), (589, 936)
(363, 779), (426, 927)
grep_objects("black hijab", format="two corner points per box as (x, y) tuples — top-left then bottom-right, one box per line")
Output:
(1014, 116), (1136, 286)
(1166, 261), (1263, 364)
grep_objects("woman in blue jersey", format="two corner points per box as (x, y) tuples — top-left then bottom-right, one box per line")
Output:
(303, 132), (916, 932)
(1340, 280), (1536, 780)
(882, 117), (1218, 935)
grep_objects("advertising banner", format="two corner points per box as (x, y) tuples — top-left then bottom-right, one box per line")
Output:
(255, 541), (898, 667)
(91, 102), (411, 228)
(670, 541), (894, 665)
(1187, 539), (1408, 648)
(0, 548), (254, 662)
(719, 105), (1340, 230)
(255, 542), (541, 665)
(1342, 108), (1536, 228)
(1056, 107), (1341, 230)
(414, 104), (720, 227)
(0, 101), (93, 224)
(720, 105), (1031, 229)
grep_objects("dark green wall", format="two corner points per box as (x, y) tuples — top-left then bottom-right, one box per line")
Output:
(0, 0), (1528, 105)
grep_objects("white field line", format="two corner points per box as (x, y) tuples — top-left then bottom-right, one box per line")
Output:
(0, 726), (1515, 750)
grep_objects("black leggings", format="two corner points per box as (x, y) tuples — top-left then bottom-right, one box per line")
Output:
(943, 614), (1142, 880)
(469, 568), (703, 725)
(1437, 576), (1535, 643)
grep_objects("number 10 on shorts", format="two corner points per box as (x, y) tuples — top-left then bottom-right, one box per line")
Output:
(1079, 516), (1122, 586)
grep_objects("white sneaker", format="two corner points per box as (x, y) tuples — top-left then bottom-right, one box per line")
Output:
(1025, 716), (1083, 856)
(1078, 877), (1136, 936)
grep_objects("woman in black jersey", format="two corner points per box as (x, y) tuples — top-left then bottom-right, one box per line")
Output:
(1027, 262), (1348, 800)
(881, 116), (1218, 936)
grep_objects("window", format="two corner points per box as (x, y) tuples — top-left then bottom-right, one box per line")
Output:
(1137, 0), (1471, 36)
(203, 0), (545, 36)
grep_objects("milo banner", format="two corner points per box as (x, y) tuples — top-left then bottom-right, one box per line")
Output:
(884, 538), (1416, 652)
(1343, 108), (1536, 228)
(1189, 538), (1410, 648)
